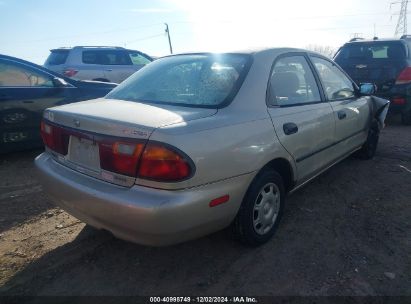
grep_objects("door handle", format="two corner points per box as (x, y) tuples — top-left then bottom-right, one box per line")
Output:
(338, 111), (347, 120)
(283, 122), (298, 135)
(106, 69), (113, 72)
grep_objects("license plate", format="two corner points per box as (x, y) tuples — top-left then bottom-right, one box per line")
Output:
(68, 136), (100, 171)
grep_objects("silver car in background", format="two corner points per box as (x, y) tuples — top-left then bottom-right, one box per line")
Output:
(35, 48), (389, 246)
(44, 46), (153, 83)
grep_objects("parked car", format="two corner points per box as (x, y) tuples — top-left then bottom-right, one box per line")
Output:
(44, 46), (153, 83)
(0, 54), (117, 153)
(35, 48), (389, 246)
(334, 36), (411, 124)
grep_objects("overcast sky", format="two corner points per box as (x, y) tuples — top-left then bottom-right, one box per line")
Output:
(0, 0), (404, 64)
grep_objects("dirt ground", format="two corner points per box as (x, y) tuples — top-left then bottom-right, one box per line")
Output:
(0, 116), (410, 297)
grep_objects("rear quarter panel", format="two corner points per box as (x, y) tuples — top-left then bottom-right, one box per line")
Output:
(136, 112), (295, 190)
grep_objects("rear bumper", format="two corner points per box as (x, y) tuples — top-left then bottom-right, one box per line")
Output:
(35, 153), (254, 246)
(376, 86), (411, 114)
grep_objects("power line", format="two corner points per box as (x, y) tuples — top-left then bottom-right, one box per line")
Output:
(125, 33), (165, 44)
(22, 23), (164, 44)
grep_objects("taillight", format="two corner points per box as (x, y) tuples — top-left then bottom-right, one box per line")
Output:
(41, 119), (194, 182)
(99, 140), (145, 176)
(63, 68), (78, 77)
(40, 120), (69, 155)
(395, 67), (411, 85)
(392, 97), (406, 105)
(40, 120), (53, 147)
(138, 143), (193, 181)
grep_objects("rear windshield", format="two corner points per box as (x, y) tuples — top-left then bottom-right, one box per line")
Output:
(106, 54), (251, 108)
(335, 42), (407, 62)
(45, 50), (69, 65)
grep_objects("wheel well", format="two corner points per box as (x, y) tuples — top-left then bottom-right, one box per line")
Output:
(261, 158), (295, 192)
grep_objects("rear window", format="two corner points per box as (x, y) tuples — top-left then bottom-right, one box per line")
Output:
(106, 54), (251, 108)
(335, 42), (407, 61)
(82, 50), (132, 65)
(45, 50), (69, 65)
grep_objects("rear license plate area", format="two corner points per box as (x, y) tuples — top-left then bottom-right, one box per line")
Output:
(68, 136), (100, 171)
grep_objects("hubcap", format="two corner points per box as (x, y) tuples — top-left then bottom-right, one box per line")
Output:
(253, 182), (281, 235)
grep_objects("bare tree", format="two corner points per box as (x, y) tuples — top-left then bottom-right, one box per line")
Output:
(306, 44), (336, 58)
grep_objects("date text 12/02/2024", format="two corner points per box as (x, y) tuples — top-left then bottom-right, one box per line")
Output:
(149, 297), (258, 303)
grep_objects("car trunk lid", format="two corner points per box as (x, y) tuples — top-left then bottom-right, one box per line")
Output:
(342, 60), (406, 92)
(42, 98), (217, 186)
(45, 98), (217, 138)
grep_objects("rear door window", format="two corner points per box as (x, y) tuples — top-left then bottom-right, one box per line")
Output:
(45, 50), (69, 65)
(82, 50), (132, 65)
(268, 55), (321, 106)
(0, 59), (54, 87)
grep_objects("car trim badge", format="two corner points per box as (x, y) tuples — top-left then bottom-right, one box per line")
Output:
(356, 64), (367, 69)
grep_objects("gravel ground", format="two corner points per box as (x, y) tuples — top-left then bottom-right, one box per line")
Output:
(0, 116), (410, 297)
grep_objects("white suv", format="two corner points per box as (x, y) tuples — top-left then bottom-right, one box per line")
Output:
(44, 46), (153, 84)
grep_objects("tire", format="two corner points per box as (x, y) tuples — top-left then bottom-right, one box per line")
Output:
(356, 119), (380, 160)
(401, 110), (411, 125)
(232, 169), (285, 247)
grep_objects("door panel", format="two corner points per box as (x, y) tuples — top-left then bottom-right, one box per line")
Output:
(329, 97), (369, 151)
(0, 87), (73, 152)
(268, 103), (336, 181)
(266, 54), (337, 182)
(310, 56), (369, 153)
(0, 58), (75, 152)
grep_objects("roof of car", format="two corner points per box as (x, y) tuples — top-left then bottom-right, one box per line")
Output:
(51, 46), (127, 50)
(344, 37), (410, 45)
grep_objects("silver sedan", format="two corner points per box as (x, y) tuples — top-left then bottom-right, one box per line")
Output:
(35, 48), (389, 246)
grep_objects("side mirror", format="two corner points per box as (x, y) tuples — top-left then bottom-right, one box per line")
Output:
(359, 83), (376, 95)
(52, 77), (69, 87)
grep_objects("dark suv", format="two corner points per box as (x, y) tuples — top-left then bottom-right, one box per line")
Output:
(334, 36), (411, 124)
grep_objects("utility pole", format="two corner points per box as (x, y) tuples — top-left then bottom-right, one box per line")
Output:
(393, 0), (409, 36)
(164, 23), (173, 54)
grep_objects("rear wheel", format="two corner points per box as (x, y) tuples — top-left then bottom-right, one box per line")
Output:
(356, 119), (380, 159)
(232, 169), (285, 247)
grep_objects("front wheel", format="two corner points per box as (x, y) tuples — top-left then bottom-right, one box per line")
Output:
(232, 169), (285, 247)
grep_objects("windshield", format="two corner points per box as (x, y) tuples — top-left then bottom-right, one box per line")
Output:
(335, 42), (407, 62)
(106, 54), (251, 108)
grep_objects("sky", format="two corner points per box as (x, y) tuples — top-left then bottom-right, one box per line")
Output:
(0, 0), (405, 64)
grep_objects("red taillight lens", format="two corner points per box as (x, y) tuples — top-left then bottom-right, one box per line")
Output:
(99, 140), (145, 176)
(40, 120), (52, 145)
(395, 67), (411, 85)
(41, 119), (194, 181)
(392, 97), (406, 105)
(40, 120), (69, 155)
(138, 143), (192, 181)
(63, 68), (78, 77)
